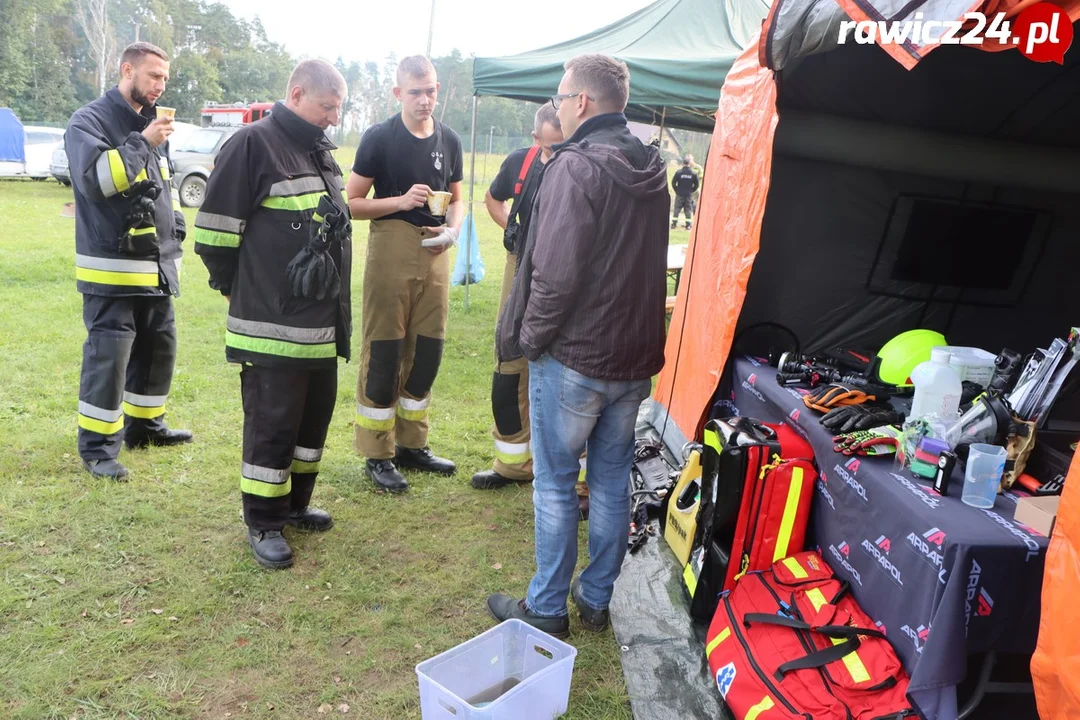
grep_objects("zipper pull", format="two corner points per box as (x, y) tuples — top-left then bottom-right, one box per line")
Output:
(759, 453), (784, 479)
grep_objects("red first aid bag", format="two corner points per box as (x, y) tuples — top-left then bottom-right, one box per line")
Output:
(705, 551), (917, 719)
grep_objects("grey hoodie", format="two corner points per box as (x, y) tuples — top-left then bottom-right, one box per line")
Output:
(496, 113), (669, 381)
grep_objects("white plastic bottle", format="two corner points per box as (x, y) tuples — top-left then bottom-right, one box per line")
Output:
(909, 348), (963, 421)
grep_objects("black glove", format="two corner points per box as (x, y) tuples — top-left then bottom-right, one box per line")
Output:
(821, 404), (905, 433)
(284, 195), (343, 301)
(118, 180), (162, 255)
(174, 210), (186, 243)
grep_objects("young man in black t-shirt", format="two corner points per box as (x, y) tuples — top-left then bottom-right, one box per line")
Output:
(345, 55), (464, 492)
(471, 104), (563, 492)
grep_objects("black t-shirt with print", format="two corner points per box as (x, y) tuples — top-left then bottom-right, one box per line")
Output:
(352, 113), (464, 227)
(488, 147), (545, 235)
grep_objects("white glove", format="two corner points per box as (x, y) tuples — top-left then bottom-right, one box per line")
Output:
(422, 226), (459, 248)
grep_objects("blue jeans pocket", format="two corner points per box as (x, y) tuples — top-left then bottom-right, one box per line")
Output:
(557, 363), (605, 415)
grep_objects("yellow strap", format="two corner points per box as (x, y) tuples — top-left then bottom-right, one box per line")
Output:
(759, 453), (783, 480)
(705, 627), (730, 658)
(782, 556), (809, 580)
(745, 695), (775, 720)
(773, 467), (805, 562)
(129, 226), (156, 236)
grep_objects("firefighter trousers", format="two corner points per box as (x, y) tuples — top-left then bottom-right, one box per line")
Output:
(672, 195), (694, 222)
(355, 220), (449, 459)
(491, 251), (532, 480)
(240, 364), (337, 531)
(78, 294), (176, 460)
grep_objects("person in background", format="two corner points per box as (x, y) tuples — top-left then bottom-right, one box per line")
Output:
(670, 156), (699, 230)
(487, 54), (669, 638)
(686, 152), (703, 212)
(472, 104), (562, 490)
(65, 41), (192, 482)
(192, 59), (351, 569)
(346, 55), (463, 493)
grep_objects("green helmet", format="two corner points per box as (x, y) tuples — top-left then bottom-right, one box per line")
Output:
(877, 329), (947, 386)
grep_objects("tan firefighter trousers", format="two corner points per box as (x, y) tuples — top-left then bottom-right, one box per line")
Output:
(355, 219), (450, 459)
(490, 251), (533, 480)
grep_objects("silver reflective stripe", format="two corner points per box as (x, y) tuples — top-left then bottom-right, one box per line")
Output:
(78, 401), (122, 423)
(76, 254), (158, 274)
(357, 403), (395, 421)
(398, 396), (430, 411)
(241, 462), (290, 484)
(174, 258), (182, 275)
(495, 440), (530, 455)
(123, 392), (167, 407)
(195, 211), (245, 234)
(268, 176), (324, 197)
(226, 316), (334, 344)
(170, 188), (180, 202)
(293, 446), (323, 462)
(95, 152), (118, 197)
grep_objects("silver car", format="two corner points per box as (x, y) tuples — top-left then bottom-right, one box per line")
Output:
(172, 126), (238, 208)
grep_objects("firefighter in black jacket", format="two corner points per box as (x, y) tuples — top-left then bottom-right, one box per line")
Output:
(671, 156), (699, 230)
(66, 42), (192, 481)
(193, 60), (351, 570)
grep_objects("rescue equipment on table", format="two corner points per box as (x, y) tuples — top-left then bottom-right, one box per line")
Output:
(284, 194), (347, 301)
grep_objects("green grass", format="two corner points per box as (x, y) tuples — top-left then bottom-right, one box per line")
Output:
(0, 160), (688, 719)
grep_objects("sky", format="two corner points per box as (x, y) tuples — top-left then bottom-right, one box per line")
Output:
(218, 0), (656, 65)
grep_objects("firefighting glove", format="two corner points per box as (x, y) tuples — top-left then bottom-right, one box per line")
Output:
(821, 404), (905, 433)
(174, 210), (186, 243)
(118, 180), (162, 256)
(803, 383), (880, 413)
(832, 426), (903, 456)
(284, 195), (342, 301)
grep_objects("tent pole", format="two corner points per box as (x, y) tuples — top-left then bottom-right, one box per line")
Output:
(658, 106), (667, 149)
(465, 95), (478, 311)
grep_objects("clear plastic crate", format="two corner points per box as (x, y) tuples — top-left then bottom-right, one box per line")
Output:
(415, 619), (578, 719)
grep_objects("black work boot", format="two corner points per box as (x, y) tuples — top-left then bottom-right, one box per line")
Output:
(571, 578), (610, 632)
(125, 426), (194, 450)
(366, 459), (408, 493)
(82, 458), (130, 481)
(248, 529), (293, 569)
(486, 594), (570, 639)
(285, 507), (334, 532)
(471, 469), (530, 490)
(395, 446), (456, 475)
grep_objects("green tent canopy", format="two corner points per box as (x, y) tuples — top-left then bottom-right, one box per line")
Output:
(471, 0), (770, 132)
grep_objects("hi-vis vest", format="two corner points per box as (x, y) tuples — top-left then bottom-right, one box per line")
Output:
(65, 87), (183, 297)
(192, 103), (352, 369)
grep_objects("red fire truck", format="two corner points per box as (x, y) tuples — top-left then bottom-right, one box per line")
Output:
(200, 102), (275, 127)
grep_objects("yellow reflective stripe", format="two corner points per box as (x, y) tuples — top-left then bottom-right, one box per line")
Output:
(837, 642), (872, 684)
(805, 587), (828, 611)
(260, 192), (324, 212)
(745, 695), (775, 720)
(397, 408), (426, 421)
(173, 200), (182, 211)
(192, 227), (241, 248)
(240, 476), (292, 498)
(129, 226), (155, 236)
(107, 150), (130, 193)
(225, 330), (336, 359)
(683, 563), (698, 595)
(704, 427), (721, 454)
(705, 627), (731, 659)
(291, 459), (320, 474)
(122, 401), (165, 419)
(782, 556), (809, 580)
(76, 267), (158, 287)
(78, 413), (124, 435)
(773, 467), (805, 562)
(159, 157), (170, 180)
(356, 414), (395, 431)
(134, 169), (148, 183)
(494, 447), (531, 465)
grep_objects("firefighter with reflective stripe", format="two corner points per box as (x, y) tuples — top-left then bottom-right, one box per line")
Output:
(192, 60), (352, 570)
(65, 42), (192, 481)
(346, 55), (463, 492)
(671, 156), (699, 230)
(472, 105), (563, 490)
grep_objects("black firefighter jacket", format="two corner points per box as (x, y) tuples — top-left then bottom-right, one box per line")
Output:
(66, 87), (184, 296)
(192, 102), (352, 369)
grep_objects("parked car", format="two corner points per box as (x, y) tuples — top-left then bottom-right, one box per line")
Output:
(172, 126), (238, 208)
(23, 126), (65, 179)
(50, 144), (70, 185)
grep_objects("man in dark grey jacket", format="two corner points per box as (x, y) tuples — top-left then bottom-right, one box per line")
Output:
(487, 53), (669, 638)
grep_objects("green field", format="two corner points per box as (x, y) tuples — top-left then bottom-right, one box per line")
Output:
(0, 164), (690, 719)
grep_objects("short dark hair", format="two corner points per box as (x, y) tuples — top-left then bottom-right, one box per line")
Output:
(119, 42), (169, 71)
(534, 103), (560, 134)
(564, 54), (630, 112)
(397, 55), (436, 86)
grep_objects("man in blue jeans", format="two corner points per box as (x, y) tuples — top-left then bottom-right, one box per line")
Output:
(488, 53), (669, 638)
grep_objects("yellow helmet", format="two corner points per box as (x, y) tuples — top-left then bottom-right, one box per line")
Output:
(877, 329), (948, 386)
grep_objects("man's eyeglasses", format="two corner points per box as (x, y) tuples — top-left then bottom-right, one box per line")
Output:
(550, 91), (593, 109)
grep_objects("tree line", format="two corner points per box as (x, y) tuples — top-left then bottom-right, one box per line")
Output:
(0, 0), (539, 142)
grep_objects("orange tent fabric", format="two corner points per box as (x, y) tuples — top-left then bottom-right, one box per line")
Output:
(652, 42), (778, 441)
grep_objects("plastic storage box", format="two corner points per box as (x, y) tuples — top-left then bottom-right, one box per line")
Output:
(416, 619), (578, 719)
